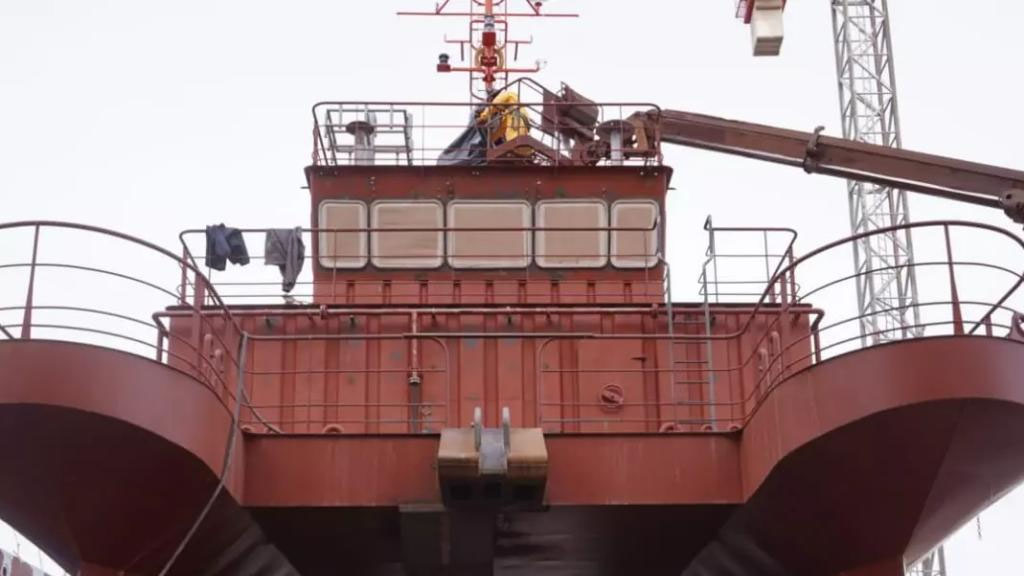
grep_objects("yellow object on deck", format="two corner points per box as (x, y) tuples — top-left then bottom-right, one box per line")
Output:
(477, 91), (532, 156)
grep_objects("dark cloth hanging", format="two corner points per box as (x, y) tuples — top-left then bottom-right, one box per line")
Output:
(264, 228), (305, 293)
(205, 224), (250, 271)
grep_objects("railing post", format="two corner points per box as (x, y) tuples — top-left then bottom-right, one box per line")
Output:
(312, 125), (320, 165)
(943, 225), (965, 335)
(156, 332), (165, 363)
(191, 275), (207, 381)
(554, 103), (561, 167)
(778, 275), (792, 378)
(179, 247), (190, 306)
(787, 246), (797, 304)
(702, 296), (716, 429)
(20, 225), (41, 339)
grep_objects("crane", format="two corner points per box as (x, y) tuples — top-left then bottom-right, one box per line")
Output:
(737, 2), (944, 573)
(410, 2), (1021, 573)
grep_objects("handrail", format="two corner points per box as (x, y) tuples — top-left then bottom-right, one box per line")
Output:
(0, 221), (269, 425)
(309, 98), (664, 167)
(176, 219), (666, 305)
(533, 220), (1024, 431)
(2, 220), (1021, 435)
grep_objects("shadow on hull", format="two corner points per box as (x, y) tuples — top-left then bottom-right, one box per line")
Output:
(686, 338), (1024, 576)
(0, 341), (297, 576)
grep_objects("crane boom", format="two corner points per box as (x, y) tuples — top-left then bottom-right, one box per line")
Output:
(643, 109), (1024, 224)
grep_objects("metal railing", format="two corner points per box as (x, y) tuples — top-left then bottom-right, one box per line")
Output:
(699, 216), (799, 303)
(176, 220), (665, 306)
(0, 222), (257, 421)
(535, 220), (1024, 432)
(2, 220), (1022, 435)
(311, 80), (662, 167)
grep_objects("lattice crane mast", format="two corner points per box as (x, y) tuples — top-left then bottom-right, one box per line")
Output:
(738, 2), (944, 574)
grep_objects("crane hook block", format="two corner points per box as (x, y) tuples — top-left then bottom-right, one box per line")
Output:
(750, 0), (785, 56)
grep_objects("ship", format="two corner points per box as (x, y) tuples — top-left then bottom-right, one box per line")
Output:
(3, 2), (1024, 576)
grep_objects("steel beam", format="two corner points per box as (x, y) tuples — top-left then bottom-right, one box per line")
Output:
(653, 110), (1024, 212)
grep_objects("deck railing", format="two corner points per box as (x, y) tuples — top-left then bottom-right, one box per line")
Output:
(1, 220), (1022, 434)
(0, 222), (261, 425)
(311, 81), (662, 167)
(175, 220), (666, 306)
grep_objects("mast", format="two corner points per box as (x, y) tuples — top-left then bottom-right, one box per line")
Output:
(831, 0), (922, 346)
(398, 0), (578, 99)
(830, 2), (941, 573)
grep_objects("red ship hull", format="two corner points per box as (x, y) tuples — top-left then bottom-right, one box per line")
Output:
(3, 335), (1024, 575)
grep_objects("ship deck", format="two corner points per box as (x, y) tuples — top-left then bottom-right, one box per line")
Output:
(1, 220), (1023, 575)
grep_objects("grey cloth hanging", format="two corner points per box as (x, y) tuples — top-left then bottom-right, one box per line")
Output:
(264, 228), (305, 293)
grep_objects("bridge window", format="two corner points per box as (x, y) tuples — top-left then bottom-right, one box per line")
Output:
(318, 200), (369, 269)
(371, 200), (444, 268)
(610, 200), (659, 268)
(535, 199), (609, 268)
(447, 200), (532, 269)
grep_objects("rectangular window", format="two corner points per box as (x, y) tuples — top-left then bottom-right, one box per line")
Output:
(610, 200), (659, 268)
(447, 200), (532, 268)
(318, 200), (368, 269)
(535, 200), (608, 268)
(371, 200), (444, 268)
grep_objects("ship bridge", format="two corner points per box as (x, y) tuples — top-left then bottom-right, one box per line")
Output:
(2, 91), (1024, 576)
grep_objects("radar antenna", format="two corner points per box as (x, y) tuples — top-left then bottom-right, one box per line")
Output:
(398, 0), (578, 99)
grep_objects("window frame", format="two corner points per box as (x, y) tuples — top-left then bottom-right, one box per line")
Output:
(446, 199), (533, 269)
(610, 199), (661, 269)
(370, 199), (446, 269)
(534, 198), (610, 269)
(317, 199), (369, 269)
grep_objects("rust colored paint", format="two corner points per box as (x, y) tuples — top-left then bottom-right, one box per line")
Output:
(0, 341), (237, 491)
(305, 165), (672, 306)
(238, 336), (1024, 575)
(682, 337), (1024, 576)
(740, 337), (1024, 497)
(243, 435), (442, 506)
(544, 435), (742, 504)
(654, 109), (1024, 215)
(0, 342), (297, 576)
(5, 335), (1024, 575)
(243, 434), (741, 508)
(166, 306), (814, 435)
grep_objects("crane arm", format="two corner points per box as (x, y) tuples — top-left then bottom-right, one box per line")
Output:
(642, 109), (1024, 224)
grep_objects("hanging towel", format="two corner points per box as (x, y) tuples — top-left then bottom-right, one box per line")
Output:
(205, 224), (250, 271)
(265, 227), (305, 293)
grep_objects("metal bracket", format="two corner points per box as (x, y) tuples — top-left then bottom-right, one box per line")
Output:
(803, 125), (825, 174)
(472, 406), (513, 476)
(1001, 189), (1024, 225)
(473, 406), (483, 450)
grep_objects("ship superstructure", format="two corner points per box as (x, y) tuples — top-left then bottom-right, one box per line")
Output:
(2, 3), (1024, 576)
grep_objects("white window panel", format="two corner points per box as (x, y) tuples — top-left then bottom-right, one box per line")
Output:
(535, 200), (608, 268)
(318, 200), (368, 269)
(447, 200), (531, 269)
(611, 200), (659, 268)
(371, 200), (444, 268)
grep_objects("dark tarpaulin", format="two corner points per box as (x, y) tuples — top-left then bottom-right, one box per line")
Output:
(437, 111), (488, 166)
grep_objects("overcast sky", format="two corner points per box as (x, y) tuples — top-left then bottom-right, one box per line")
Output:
(2, 1), (1023, 574)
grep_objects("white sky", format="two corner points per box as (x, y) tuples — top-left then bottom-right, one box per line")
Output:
(2, 1), (1023, 574)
